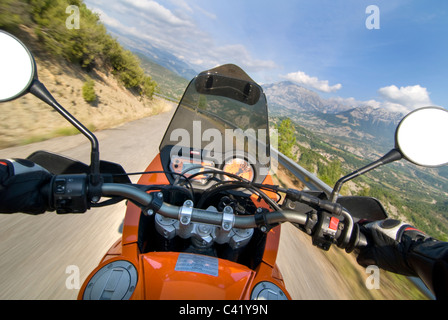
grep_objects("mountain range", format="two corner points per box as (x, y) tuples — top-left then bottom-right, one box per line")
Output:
(263, 81), (353, 114)
(108, 33), (404, 155)
(264, 81), (404, 155)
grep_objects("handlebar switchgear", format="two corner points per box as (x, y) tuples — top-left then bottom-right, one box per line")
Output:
(51, 174), (89, 214)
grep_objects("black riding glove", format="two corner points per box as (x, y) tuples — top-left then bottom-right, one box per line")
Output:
(356, 219), (448, 299)
(356, 219), (430, 276)
(0, 159), (53, 214)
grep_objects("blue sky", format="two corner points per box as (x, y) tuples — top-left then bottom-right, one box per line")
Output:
(84, 0), (448, 114)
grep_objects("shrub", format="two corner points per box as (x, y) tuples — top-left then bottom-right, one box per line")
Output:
(82, 78), (96, 103)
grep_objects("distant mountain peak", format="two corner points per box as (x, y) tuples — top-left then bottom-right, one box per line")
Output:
(264, 81), (404, 121)
(339, 105), (404, 127)
(263, 81), (351, 114)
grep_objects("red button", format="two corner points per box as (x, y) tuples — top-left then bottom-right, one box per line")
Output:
(329, 217), (339, 231)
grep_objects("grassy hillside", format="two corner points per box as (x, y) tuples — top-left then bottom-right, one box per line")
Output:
(0, 28), (172, 148)
(0, 0), (177, 148)
(1, 0), (157, 98)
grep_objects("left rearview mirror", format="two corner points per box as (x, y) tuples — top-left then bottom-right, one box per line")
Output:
(0, 30), (36, 102)
(0, 30), (101, 184)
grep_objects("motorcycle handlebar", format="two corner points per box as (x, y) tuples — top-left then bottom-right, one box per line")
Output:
(100, 183), (355, 249)
(47, 175), (360, 250)
(101, 183), (309, 228)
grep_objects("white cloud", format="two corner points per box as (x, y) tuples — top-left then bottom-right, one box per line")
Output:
(283, 71), (342, 93)
(328, 96), (382, 109)
(122, 0), (192, 27)
(168, 0), (193, 14)
(209, 44), (277, 72)
(378, 85), (433, 113)
(194, 6), (217, 20)
(328, 84), (434, 115)
(91, 8), (123, 30)
(86, 0), (276, 75)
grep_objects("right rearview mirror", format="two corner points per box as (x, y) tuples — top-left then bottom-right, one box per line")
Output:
(395, 106), (448, 167)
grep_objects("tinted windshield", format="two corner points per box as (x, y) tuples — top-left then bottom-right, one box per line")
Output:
(160, 64), (270, 168)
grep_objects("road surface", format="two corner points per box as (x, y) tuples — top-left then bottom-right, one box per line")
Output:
(0, 106), (352, 300)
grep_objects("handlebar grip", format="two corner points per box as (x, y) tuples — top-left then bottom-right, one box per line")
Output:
(357, 230), (368, 247)
(344, 223), (369, 253)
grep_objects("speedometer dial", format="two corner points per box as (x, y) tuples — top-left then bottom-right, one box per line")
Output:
(223, 158), (254, 182)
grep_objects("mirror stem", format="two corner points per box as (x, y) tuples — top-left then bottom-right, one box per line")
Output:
(330, 148), (403, 203)
(29, 80), (101, 186)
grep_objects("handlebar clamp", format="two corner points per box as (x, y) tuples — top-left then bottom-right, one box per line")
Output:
(254, 207), (271, 233)
(143, 191), (164, 215)
(222, 206), (235, 232)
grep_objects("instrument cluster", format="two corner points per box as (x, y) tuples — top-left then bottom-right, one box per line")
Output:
(169, 154), (255, 185)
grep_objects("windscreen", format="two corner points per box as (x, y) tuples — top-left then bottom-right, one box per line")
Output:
(159, 64), (270, 168)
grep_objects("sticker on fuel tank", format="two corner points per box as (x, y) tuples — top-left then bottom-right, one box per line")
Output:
(175, 253), (219, 277)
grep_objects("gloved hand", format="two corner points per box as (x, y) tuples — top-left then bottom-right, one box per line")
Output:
(0, 159), (53, 214)
(356, 219), (430, 277)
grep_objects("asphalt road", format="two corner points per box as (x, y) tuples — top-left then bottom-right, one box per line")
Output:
(0, 106), (351, 300)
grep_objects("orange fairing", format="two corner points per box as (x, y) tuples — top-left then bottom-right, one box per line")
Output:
(138, 154), (170, 185)
(139, 252), (254, 300)
(80, 153), (290, 300)
(122, 154), (169, 245)
(263, 225), (282, 267)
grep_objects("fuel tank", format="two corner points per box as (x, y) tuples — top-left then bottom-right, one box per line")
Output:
(140, 252), (254, 299)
